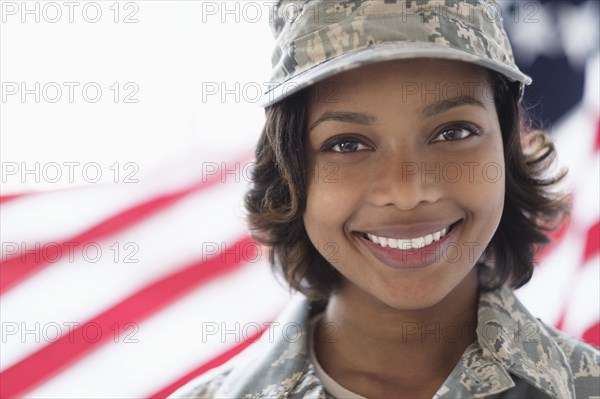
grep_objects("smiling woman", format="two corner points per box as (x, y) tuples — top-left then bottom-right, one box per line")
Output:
(169, 1), (600, 398)
(303, 59), (504, 312)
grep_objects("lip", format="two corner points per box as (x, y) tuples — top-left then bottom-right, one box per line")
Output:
(355, 219), (464, 270)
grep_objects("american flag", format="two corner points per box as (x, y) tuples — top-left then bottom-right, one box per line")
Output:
(1, 1), (598, 397)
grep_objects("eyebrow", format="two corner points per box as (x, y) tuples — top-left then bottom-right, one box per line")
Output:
(421, 96), (486, 118)
(308, 96), (486, 131)
(309, 111), (376, 131)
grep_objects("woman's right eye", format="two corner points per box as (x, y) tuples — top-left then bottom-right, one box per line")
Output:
(321, 137), (371, 153)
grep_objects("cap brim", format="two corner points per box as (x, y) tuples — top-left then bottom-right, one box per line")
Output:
(260, 43), (532, 107)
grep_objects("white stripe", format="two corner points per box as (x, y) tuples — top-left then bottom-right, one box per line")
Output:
(561, 255), (600, 338)
(1, 179), (252, 370)
(515, 231), (584, 326)
(571, 154), (599, 225)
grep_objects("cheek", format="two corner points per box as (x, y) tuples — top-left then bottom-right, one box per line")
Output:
(303, 184), (338, 264)
(449, 141), (505, 246)
(303, 161), (368, 243)
(478, 135), (506, 210)
(304, 164), (348, 232)
(472, 159), (505, 228)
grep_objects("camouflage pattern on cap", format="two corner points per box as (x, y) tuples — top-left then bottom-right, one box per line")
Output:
(261, 0), (532, 107)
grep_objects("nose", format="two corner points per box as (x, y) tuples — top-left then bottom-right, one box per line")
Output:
(366, 154), (443, 210)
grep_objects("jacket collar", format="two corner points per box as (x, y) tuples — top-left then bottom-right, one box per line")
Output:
(469, 283), (576, 398)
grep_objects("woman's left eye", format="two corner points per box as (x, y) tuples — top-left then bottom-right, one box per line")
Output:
(431, 124), (482, 142)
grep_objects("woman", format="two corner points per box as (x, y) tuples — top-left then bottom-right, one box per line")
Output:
(170, 1), (600, 398)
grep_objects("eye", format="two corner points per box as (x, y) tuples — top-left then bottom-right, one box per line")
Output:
(431, 123), (483, 142)
(321, 137), (371, 153)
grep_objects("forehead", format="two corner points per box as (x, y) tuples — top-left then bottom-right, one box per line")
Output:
(307, 58), (493, 111)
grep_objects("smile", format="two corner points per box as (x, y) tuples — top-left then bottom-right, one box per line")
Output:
(356, 220), (464, 269)
(361, 220), (462, 251)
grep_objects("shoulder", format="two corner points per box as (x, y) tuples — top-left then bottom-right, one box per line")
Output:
(167, 361), (235, 399)
(478, 282), (599, 398)
(167, 296), (318, 399)
(538, 321), (600, 399)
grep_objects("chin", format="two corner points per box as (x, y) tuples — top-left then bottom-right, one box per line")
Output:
(365, 265), (478, 312)
(377, 286), (454, 312)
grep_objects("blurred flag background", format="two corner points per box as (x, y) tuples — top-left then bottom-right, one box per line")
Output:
(1, 1), (598, 398)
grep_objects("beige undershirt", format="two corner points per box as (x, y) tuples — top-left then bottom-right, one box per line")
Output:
(308, 314), (368, 399)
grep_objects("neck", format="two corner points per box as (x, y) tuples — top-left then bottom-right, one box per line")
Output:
(315, 268), (479, 398)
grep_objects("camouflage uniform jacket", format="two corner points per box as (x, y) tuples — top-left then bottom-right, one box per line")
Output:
(170, 285), (600, 399)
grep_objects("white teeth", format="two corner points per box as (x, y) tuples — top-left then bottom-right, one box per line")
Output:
(368, 233), (379, 244)
(399, 239), (412, 250)
(412, 237), (426, 249)
(424, 234), (433, 245)
(365, 224), (454, 250)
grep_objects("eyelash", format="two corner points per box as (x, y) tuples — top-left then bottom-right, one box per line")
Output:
(431, 122), (483, 143)
(320, 122), (483, 153)
(320, 136), (371, 153)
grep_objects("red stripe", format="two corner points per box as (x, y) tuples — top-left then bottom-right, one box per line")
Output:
(554, 312), (566, 331)
(594, 118), (599, 152)
(0, 156), (249, 295)
(0, 193), (28, 205)
(0, 236), (258, 398)
(534, 209), (571, 265)
(582, 220), (600, 265)
(582, 321), (600, 348)
(148, 322), (271, 399)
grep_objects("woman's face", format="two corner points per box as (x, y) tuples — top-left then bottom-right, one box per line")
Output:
(303, 59), (505, 310)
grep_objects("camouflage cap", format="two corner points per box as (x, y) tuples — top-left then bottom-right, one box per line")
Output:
(261, 0), (532, 107)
